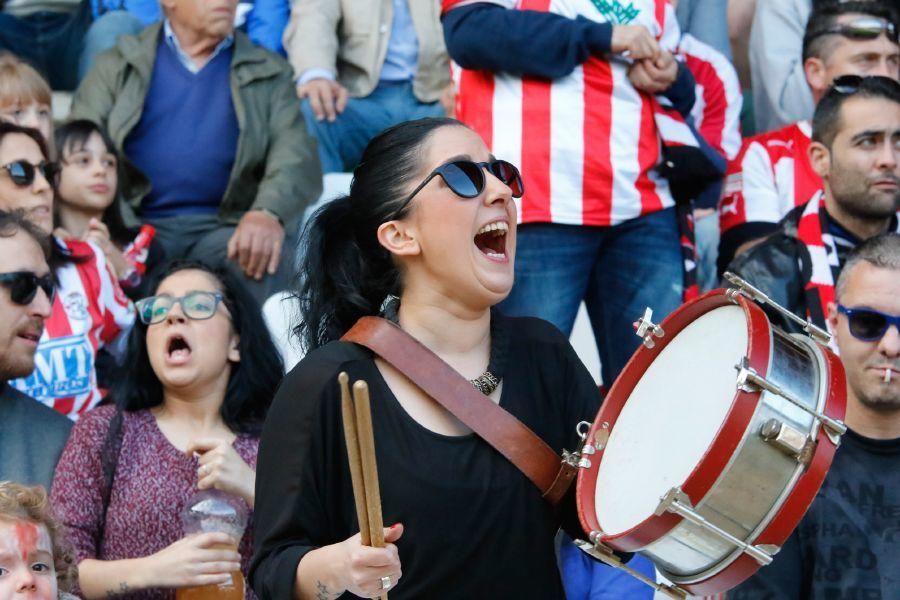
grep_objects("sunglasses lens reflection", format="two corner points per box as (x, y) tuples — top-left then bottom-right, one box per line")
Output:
(849, 310), (889, 340)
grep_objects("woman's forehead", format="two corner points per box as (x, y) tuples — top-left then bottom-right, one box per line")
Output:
(424, 126), (490, 168)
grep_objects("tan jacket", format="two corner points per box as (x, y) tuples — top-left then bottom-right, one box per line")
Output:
(284, 0), (450, 102)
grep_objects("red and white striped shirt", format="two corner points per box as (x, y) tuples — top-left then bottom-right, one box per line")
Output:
(678, 33), (742, 162)
(11, 239), (135, 420)
(719, 121), (823, 235)
(445, 0), (681, 226)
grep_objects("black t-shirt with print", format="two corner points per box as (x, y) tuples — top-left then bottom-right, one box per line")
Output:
(730, 429), (900, 600)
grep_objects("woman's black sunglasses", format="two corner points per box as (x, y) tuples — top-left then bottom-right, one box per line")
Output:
(806, 17), (898, 45)
(391, 159), (524, 219)
(0, 271), (57, 305)
(838, 305), (900, 341)
(1, 160), (61, 188)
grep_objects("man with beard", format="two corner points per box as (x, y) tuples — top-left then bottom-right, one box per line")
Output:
(726, 75), (900, 336)
(731, 232), (900, 599)
(0, 211), (72, 491)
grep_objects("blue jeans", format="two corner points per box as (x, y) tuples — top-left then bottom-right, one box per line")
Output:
(499, 208), (683, 387)
(79, 10), (146, 80)
(301, 80), (446, 173)
(0, 2), (91, 90)
(559, 533), (658, 600)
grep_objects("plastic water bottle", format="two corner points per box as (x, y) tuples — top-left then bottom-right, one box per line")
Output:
(175, 489), (248, 600)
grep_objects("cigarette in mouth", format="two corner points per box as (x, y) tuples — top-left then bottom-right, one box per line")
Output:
(885, 369), (893, 384)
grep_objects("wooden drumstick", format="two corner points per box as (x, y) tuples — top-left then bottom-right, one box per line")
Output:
(339, 373), (370, 543)
(352, 380), (386, 551)
(339, 374), (388, 599)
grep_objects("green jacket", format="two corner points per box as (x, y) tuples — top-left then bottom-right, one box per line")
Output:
(71, 22), (322, 234)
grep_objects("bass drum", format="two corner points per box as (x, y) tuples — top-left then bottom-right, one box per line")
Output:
(575, 289), (846, 595)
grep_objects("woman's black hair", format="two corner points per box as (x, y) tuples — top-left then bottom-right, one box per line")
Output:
(296, 116), (463, 351)
(54, 119), (133, 247)
(0, 121), (80, 268)
(113, 259), (284, 435)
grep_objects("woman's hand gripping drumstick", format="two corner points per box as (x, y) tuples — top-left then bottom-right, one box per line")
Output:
(339, 372), (403, 599)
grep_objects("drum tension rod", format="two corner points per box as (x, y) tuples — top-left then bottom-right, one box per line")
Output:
(735, 358), (847, 444)
(656, 488), (776, 567)
(573, 536), (688, 599)
(635, 307), (665, 349)
(723, 272), (832, 346)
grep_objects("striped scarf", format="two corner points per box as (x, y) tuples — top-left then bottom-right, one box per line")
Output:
(796, 192), (839, 337)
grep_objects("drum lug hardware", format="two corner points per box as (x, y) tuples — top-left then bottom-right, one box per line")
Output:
(724, 272), (832, 345)
(656, 487), (776, 567)
(594, 422), (610, 452)
(760, 418), (816, 466)
(635, 307), (665, 349)
(735, 357), (847, 443)
(573, 537), (688, 599)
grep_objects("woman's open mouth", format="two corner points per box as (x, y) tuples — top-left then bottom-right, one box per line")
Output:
(166, 333), (192, 363)
(474, 221), (509, 262)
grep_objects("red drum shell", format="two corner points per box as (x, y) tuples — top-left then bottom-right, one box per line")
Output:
(575, 289), (846, 594)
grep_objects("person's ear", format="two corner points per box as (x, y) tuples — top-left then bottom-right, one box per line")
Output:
(804, 56), (828, 97)
(809, 140), (831, 179)
(827, 301), (840, 333)
(228, 334), (240, 363)
(377, 220), (421, 257)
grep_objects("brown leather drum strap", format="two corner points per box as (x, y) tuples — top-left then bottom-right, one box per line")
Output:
(342, 316), (576, 505)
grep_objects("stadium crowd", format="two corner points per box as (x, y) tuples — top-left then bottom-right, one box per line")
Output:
(0, 0), (898, 598)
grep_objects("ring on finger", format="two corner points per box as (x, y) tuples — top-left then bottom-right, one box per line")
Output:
(380, 575), (392, 590)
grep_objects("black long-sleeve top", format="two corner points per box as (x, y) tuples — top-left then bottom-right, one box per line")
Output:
(250, 314), (603, 599)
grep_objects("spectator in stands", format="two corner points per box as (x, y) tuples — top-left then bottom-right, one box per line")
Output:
(0, 122), (134, 420)
(0, 481), (78, 600)
(443, 1), (700, 596)
(720, 1), (899, 272)
(0, 211), (71, 492)
(731, 233), (900, 599)
(285, 0), (451, 174)
(0, 54), (53, 148)
(0, 0), (90, 91)
(677, 31), (743, 291)
(54, 119), (162, 299)
(72, 0), (322, 303)
(51, 259), (282, 599)
(79, 0), (293, 78)
(727, 76), (900, 336)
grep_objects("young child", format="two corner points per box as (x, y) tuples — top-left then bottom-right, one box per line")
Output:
(55, 120), (161, 298)
(0, 54), (53, 150)
(0, 481), (78, 600)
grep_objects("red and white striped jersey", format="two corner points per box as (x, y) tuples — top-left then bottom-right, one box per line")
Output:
(445, 0), (681, 226)
(10, 239), (135, 420)
(719, 120), (823, 235)
(678, 33), (742, 162)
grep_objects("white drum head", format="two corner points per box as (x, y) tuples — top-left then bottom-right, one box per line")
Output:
(595, 305), (749, 536)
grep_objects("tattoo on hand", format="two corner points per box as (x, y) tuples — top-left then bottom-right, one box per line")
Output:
(315, 580), (339, 600)
(105, 582), (132, 598)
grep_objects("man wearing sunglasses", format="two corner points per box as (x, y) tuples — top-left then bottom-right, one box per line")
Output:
(720, 1), (899, 273)
(728, 75), (900, 338)
(731, 233), (900, 599)
(0, 210), (72, 493)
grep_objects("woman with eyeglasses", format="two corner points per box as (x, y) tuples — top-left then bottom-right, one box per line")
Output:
(0, 121), (135, 420)
(251, 118), (603, 599)
(50, 259), (283, 599)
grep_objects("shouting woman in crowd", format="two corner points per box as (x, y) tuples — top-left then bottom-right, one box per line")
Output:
(251, 118), (603, 598)
(0, 122), (134, 419)
(50, 260), (283, 599)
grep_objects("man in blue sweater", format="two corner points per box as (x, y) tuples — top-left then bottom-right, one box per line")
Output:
(0, 211), (72, 492)
(72, 0), (321, 302)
